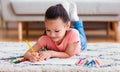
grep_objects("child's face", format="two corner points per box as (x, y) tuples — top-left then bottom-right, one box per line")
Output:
(45, 18), (70, 43)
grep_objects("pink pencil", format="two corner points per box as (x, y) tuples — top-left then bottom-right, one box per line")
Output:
(77, 59), (82, 65)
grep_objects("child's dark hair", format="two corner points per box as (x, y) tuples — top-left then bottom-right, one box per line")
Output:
(45, 4), (70, 23)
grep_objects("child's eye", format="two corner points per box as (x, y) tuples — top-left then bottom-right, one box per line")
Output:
(46, 30), (50, 32)
(55, 30), (59, 32)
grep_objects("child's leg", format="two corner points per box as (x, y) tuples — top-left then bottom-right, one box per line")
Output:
(70, 3), (87, 51)
(72, 20), (87, 51)
(62, 2), (87, 51)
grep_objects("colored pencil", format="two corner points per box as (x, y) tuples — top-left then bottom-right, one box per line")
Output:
(25, 40), (35, 53)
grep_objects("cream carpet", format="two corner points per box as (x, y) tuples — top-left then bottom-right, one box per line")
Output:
(0, 42), (120, 72)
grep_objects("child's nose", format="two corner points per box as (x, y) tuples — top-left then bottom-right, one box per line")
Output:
(50, 32), (55, 37)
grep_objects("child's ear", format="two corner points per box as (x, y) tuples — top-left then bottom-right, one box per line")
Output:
(65, 21), (71, 29)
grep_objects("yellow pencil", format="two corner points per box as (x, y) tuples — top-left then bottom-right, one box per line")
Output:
(25, 40), (41, 61)
(25, 40), (35, 53)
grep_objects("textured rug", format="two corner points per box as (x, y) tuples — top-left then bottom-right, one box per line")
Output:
(0, 42), (120, 72)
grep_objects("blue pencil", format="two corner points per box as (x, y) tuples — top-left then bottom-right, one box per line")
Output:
(0, 56), (24, 60)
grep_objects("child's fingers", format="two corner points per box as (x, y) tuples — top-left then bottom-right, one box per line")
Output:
(32, 52), (38, 56)
(29, 55), (37, 62)
(38, 52), (46, 60)
(29, 58), (36, 62)
(45, 57), (49, 61)
(29, 52), (39, 62)
(38, 51), (51, 61)
(32, 52), (40, 58)
(39, 54), (45, 61)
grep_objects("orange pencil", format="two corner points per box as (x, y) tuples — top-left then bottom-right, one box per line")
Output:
(95, 59), (100, 65)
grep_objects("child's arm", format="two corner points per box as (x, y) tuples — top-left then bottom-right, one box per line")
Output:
(51, 41), (80, 57)
(39, 41), (80, 60)
(24, 42), (42, 62)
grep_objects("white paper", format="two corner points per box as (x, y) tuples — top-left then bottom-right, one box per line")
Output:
(31, 58), (79, 65)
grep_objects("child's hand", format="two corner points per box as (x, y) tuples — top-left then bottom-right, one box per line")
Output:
(38, 51), (52, 61)
(26, 52), (40, 62)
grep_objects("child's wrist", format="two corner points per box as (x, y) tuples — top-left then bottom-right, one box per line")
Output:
(48, 50), (54, 57)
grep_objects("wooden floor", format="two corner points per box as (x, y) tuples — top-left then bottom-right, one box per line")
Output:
(0, 28), (116, 42)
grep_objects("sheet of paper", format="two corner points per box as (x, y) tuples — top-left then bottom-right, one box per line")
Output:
(31, 58), (79, 65)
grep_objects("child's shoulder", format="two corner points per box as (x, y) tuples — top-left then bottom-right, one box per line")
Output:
(66, 28), (79, 37)
(67, 28), (79, 34)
